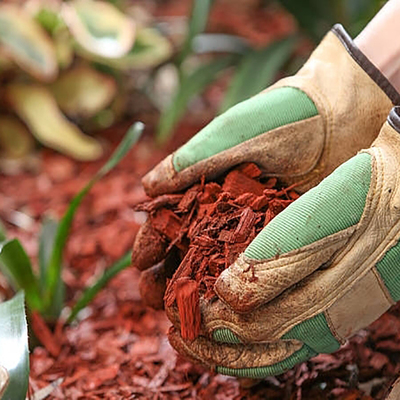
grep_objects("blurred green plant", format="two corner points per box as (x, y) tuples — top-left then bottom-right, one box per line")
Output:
(277, 0), (383, 42)
(0, 293), (29, 400)
(0, 0), (171, 170)
(156, 0), (383, 142)
(0, 122), (143, 322)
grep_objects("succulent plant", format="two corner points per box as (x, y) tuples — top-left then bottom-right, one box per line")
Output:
(0, 0), (172, 170)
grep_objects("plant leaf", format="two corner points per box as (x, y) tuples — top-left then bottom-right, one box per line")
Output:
(277, 0), (335, 41)
(38, 218), (59, 289)
(0, 292), (29, 400)
(0, 239), (42, 311)
(0, 221), (6, 242)
(51, 65), (117, 118)
(0, 365), (9, 399)
(38, 218), (64, 320)
(0, 116), (34, 160)
(6, 84), (103, 161)
(220, 36), (297, 113)
(342, 0), (382, 36)
(62, 0), (135, 58)
(177, 0), (214, 66)
(0, 4), (57, 81)
(43, 122), (144, 308)
(192, 33), (249, 54)
(67, 251), (131, 323)
(0, 49), (13, 72)
(157, 55), (238, 142)
(34, 6), (64, 34)
(54, 28), (74, 69)
(77, 28), (172, 70)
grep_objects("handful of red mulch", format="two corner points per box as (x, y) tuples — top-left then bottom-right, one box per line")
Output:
(133, 163), (299, 341)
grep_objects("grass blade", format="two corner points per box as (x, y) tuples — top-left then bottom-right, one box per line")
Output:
(277, 0), (334, 41)
(176, 0), (214, 66)
(157, 55), (238, 142)
(38, 218), (58, 289)
(220, 36), (297, 113)
(67, 251), (132, 323)
(44, 122), (144, 307)
(0, 292), (29, 400)
(0, 240), (42, 311)
(97, 122), (144, 177)
(0, 220), (6, 242)
(38, 218), (65, 320)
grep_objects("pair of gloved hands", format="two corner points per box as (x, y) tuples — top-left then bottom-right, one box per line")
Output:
(133, 24), (400, 378)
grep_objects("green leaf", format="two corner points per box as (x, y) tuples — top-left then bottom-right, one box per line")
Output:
(51, 65), (117, 118)
(0, 292), (29, 400)
(277, 0), (335, 41)
(77, 28), (172, 70)
(97, 122), (144, 177)
(38, 218), (64, 320)
(43, 122), (144, 308)
(38, 218), (58, 289)
(35, 7), (64, 34)
(6, 84), (103, 161)
(0, 220), (6, 242)
(177, 0), (214, 66)
(0, 116), (34, 160)
(220, 36), (297, 113)
(62, 0), (136, 58)
(342, 0), (382, 36)
(67, 251), (131, 323)
(0, 240), (42, 311)
(0, 4), (57, 81)
(157, 55), (238, 142)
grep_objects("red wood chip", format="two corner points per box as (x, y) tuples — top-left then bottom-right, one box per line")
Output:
(174, 277), (201, 341)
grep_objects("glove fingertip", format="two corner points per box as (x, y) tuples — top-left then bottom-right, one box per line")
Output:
(142, 154), (177, 197)
(139, 262), (168, 310)
(132, 221), (168, 271)
(215, 256), (263, 314)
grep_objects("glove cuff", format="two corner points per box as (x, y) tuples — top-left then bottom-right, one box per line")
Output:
(332, 24), (400, 105)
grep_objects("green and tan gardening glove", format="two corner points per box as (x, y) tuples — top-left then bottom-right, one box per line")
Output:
(167, 107), (400, 378)
(133, 24), (400, 309)
(142, 24), (399, 197)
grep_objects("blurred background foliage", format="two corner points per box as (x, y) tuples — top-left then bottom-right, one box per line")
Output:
(0, 0), (385, 171)
(0, 0), (171, 172)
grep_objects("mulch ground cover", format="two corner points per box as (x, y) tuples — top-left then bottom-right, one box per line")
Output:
(1, 120), (400, 399)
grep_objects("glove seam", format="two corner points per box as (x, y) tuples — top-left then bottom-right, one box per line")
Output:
(241, 226), (356, 265)
(323, 310), (347, 345)
(371, 266), (395, 306)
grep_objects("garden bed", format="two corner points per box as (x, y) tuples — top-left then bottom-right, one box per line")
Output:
(0, 122), (397, 398)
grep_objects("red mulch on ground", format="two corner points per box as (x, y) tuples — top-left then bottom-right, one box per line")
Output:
(1, 121), (400, 399)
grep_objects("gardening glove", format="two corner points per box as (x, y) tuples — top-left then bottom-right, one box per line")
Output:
(133, 24), (400, 308)
(142, 24), (399, 197)
(167, 107), (400, 379)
